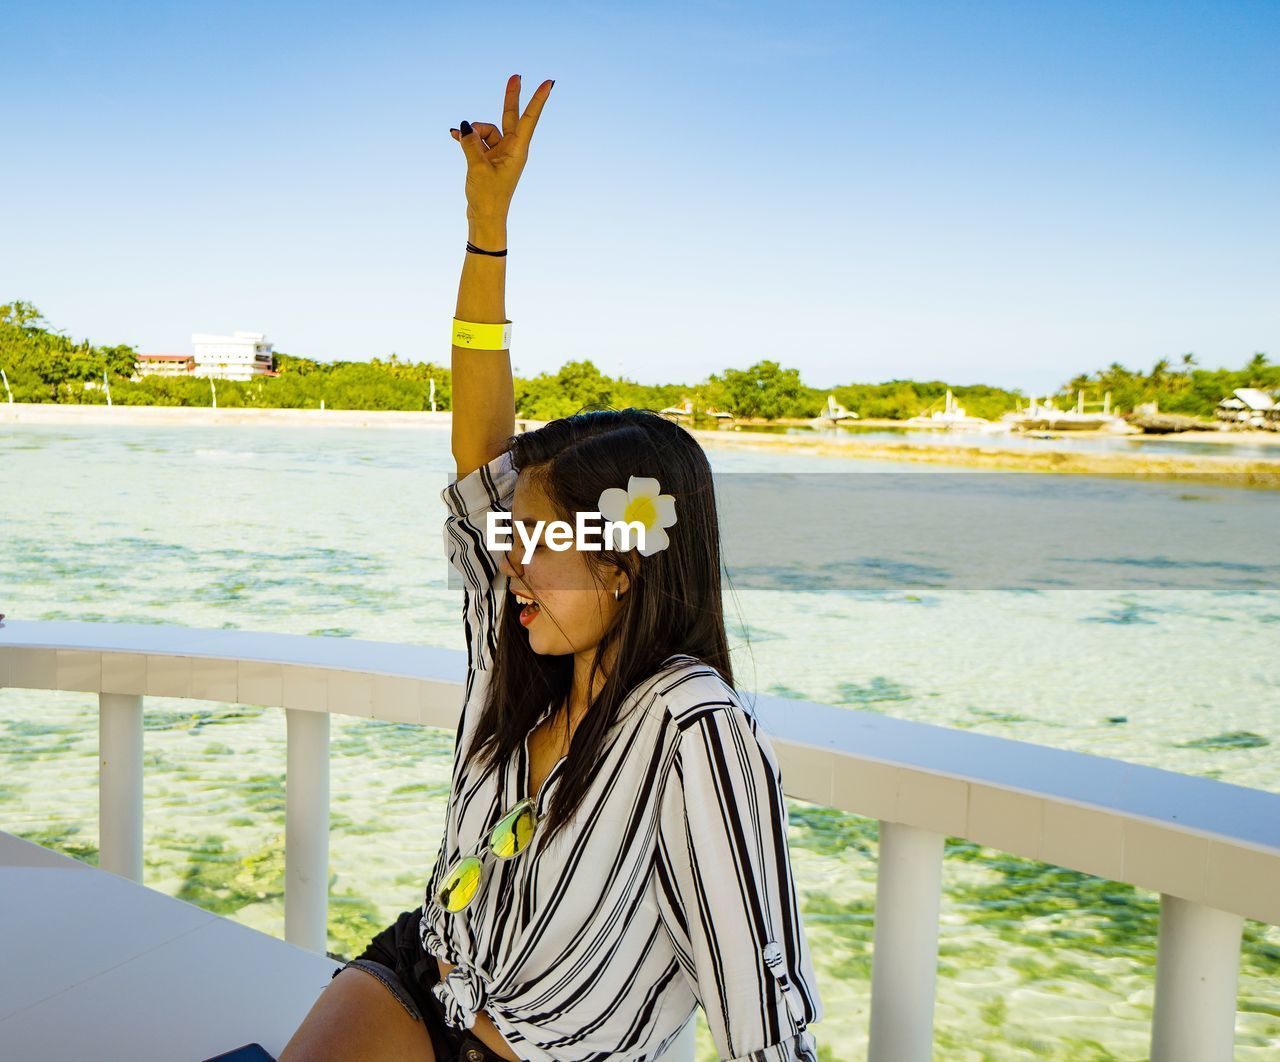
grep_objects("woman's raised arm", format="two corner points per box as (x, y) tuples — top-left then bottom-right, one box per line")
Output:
(449, 74), (554, 479)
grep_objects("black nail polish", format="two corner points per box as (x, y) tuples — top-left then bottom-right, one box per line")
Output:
(460, 120), (472, 136)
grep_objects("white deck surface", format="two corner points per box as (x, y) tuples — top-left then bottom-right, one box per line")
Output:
(0, 830), (340, 1061)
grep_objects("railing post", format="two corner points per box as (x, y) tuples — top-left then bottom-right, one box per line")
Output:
(98, 692), (143, 881)
(1150, 894), (1243, 1061)
(868, 821), (945, 1062)
(285, 707), (330, 953)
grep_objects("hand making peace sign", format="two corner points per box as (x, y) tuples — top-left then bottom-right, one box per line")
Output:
(450, 74), (554, 222)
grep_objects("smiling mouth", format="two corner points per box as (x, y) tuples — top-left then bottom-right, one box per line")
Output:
(514, 592), (540, 626)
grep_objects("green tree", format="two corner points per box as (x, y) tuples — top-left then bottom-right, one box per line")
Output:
(1, 300), (47, 328)
(710, 360), (818, 419)
(1244, 352), (1270, 387)
(1148, 357), (1171, 389)
(1057, 351), (1277, 418)
(514, 359), (615, 420)
(0, 301), (139, 401)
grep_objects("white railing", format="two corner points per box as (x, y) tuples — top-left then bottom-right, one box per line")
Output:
(2, 619), (1278, 1062)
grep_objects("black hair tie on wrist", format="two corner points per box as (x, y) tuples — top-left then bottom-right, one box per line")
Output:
(466, 241), (508, 256)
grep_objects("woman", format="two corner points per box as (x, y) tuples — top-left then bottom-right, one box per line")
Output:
(283, 74), (822, 1062)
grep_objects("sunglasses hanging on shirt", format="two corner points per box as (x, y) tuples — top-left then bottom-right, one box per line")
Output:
(433, 797), (539, 914)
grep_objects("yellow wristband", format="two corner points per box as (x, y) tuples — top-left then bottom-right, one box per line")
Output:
(452, 318), (512, 350)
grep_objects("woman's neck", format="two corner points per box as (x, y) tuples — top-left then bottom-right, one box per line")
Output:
(568, 640), (617, 720)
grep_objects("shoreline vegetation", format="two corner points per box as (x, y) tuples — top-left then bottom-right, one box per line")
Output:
(4, 299), (1279, 487)
(7, 401), (1280, 489)
(4, 300), (1278, 422)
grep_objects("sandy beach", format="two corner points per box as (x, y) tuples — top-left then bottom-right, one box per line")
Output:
(686, 425), (1280, 489)
(744, 414), (1280, 447)
(5, 402), (1280, 489)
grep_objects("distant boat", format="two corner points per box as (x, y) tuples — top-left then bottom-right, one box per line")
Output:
(810, 394), (858, 427)
(904, 390), (1002, 431)
(659, 399), (734, 425)
(1004, 390), (1131, 433)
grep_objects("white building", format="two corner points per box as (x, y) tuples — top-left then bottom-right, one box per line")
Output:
(131, 353), (196, 380)
(191, 331), (276, 381)
(1215, 387), (1276, 428)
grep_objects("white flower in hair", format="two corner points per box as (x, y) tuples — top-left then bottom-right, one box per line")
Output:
(597, 476), (678, 557)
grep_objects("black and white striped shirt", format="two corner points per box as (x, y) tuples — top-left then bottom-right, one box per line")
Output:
(421, 448), (823, 1061)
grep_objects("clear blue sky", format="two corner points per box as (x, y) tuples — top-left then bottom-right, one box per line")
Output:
(4, 0), (1276, 394)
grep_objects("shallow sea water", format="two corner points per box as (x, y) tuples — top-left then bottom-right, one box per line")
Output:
(2, 421), (1277, 1060)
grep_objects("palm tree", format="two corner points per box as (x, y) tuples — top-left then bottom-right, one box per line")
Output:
(1103, 361), (1134, 387)
(0, 300), (46, 329)
(1245, 351), (1269, 387)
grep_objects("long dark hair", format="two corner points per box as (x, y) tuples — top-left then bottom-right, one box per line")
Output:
(460, 407), (734, 845)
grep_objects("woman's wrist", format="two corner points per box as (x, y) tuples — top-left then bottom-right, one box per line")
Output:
(467, 216), (508, 249)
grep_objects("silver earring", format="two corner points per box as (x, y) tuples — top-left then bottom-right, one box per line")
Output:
(614, 587), (621, 601)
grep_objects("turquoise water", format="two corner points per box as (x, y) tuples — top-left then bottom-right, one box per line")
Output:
(2, 422), (1277, 1059)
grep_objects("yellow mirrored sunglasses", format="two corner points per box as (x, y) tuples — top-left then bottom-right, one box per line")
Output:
(432, 797), (539, 914)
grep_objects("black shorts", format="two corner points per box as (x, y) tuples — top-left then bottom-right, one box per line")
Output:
(333, 907), (510, 1062)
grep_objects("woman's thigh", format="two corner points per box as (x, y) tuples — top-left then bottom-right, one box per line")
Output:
(279, 965), (436, 1062)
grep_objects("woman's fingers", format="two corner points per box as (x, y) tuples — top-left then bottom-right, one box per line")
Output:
(471, 122), (503, 149)
(514, 80), (554, 151)
(502, 74), (521, 137)
(451, 76), (551, 162)
(447, 125), (500, 157)
(456, 123), (490, 167)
